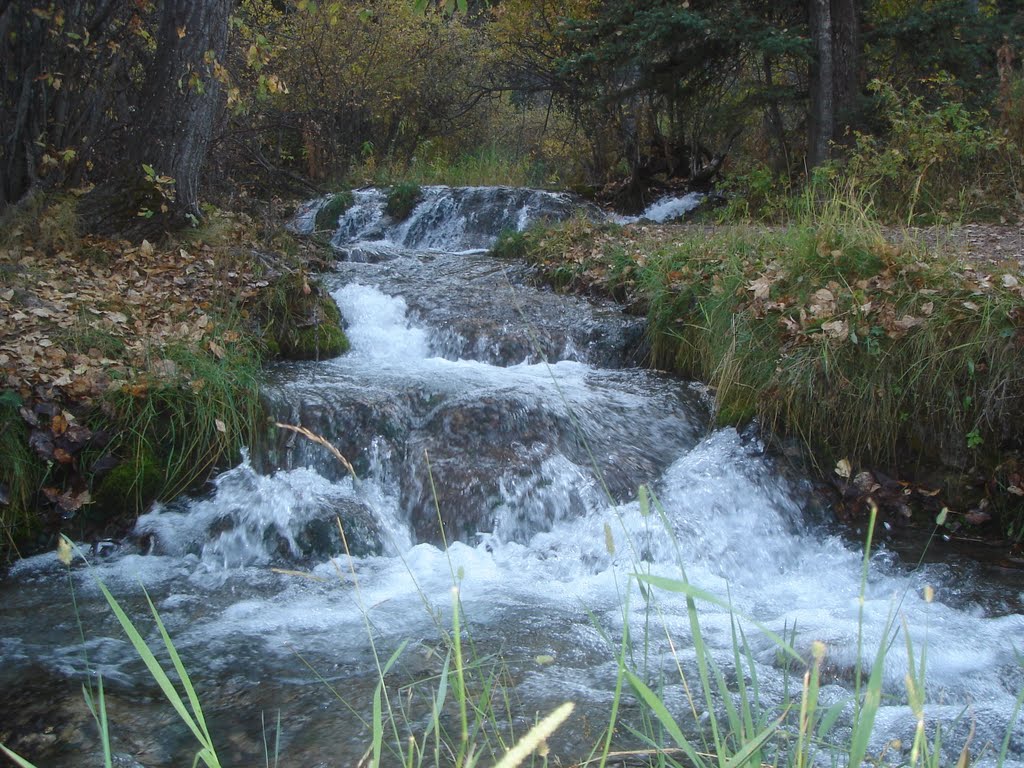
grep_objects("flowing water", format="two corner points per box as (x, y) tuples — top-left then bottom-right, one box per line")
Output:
(2, 187), (1023, 766)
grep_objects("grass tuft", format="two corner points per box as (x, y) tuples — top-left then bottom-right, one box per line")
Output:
(386, 182), (423, 220)
(519, 188), (1024, 531)
(315, 191), (354, 232)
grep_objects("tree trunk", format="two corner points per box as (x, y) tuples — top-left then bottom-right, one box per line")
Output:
(81, 0), (230, 239)
(807, 0), (859, 169)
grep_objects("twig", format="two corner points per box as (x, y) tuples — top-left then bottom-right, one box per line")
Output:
(274, 422), (357, 482)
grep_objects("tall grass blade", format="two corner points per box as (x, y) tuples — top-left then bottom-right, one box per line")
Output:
(81, 677), (113, 768)
(142, 584), (213, 744)
(721, 717), (783, 768)
(94, 579), (214, 755)
(847, 612), (894, 768)
(0, 746), (39, 768)
(372, 680), (384, 768)
(632, 573), (802, 664)
(623, 668), (707, 768)
(998, 666), (1024, 766)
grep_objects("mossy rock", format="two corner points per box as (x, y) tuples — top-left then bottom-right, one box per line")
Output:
(258, 273), (350, 361)
(280, 316), (349, 360)
(91, 448), (164, 521)
(315, 191), (354, 232)
(490, 229), (528, 259)
(385, 182), (422, 220)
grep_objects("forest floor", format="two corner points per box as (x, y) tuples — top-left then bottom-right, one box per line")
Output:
(0, 198), (332, 561)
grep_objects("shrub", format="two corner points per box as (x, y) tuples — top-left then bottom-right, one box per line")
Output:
(385, 182), (422, 220)
(489, 228), (528, 259)
(314, 191), (354, 232)
(846, 77), (1021, 223)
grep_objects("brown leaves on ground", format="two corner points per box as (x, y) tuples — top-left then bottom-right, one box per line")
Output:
(0, 211), (271, 401)
(528, 221), (1024, 352)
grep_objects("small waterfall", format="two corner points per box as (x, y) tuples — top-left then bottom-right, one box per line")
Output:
(296, 185), (598, 251)
(3, 185), (1024, 768)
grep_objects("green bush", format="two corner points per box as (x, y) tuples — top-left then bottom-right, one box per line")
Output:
(489, 228), (528, 259)
(315, 191), (354, 232)
(385, 182), (422, 220)
(846, 77), (1020, 223)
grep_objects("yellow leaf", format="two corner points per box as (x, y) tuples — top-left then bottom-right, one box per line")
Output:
(835, 458), (852, 479)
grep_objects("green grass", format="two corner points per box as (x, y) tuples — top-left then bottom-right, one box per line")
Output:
(518, 189), (1024, 533)
(386, 182), (424, 220)
(93, 333), (264, 512)
(0, 391), (44, 555)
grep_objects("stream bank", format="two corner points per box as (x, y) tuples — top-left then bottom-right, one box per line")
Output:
(0, 198), (345, 564)
(508, 212), (1024, 545)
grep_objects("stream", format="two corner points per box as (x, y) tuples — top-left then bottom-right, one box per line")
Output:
(1, 186), (1022, 766)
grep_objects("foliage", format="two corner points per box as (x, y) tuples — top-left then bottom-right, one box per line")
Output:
(314, 191), (354, 232)
(846, 78), (1021, 223)
(519, 194), (1024, 532)
(385, 182), (423, 220)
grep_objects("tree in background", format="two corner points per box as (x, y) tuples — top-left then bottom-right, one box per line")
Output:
(79, 0), (232, 237)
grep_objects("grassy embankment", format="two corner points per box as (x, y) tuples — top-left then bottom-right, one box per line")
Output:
(495, 188), (1024, 536)
(0, 194), (348, 561)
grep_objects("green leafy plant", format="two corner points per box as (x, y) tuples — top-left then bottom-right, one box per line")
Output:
(314, 191), (354, 232)
(386, 182), (423, 220)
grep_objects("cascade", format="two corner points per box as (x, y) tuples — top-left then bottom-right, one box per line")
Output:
(1, 186), (1022, 766)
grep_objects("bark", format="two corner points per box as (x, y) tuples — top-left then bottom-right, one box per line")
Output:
(81, 0), (230, 239)
(808, 0), (835, 168)
(807, 0), (859, 168)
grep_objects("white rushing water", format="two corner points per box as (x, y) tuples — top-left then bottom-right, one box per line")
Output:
(2, 186), (1023, 767)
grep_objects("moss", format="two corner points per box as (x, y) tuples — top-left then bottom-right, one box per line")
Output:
(385, 182), (422, 220)
(315, 191), (354, 232)
(489, 229), (528, 260)
(714, 397), (757, 428)
(91, 447), (164, 521)
(256, 273), (349, 361)
(282, 315), (349, 359)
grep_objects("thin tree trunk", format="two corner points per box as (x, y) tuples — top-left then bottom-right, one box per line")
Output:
(808, 0), (834, 168)
(81, 0), (230, 239)
(807, 0), (859, 169)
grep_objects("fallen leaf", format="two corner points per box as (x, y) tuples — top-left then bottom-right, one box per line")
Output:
(140, 239), (155, 257)
(747, 276), (772, 300)
(821, 319), (849, 339)
(215, 418), (226, 433)
(835, 458), (852, 479)
(921, 301), (934, 316)
(1002, 273), (1020, 288)
(962, 301), (980, 311)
